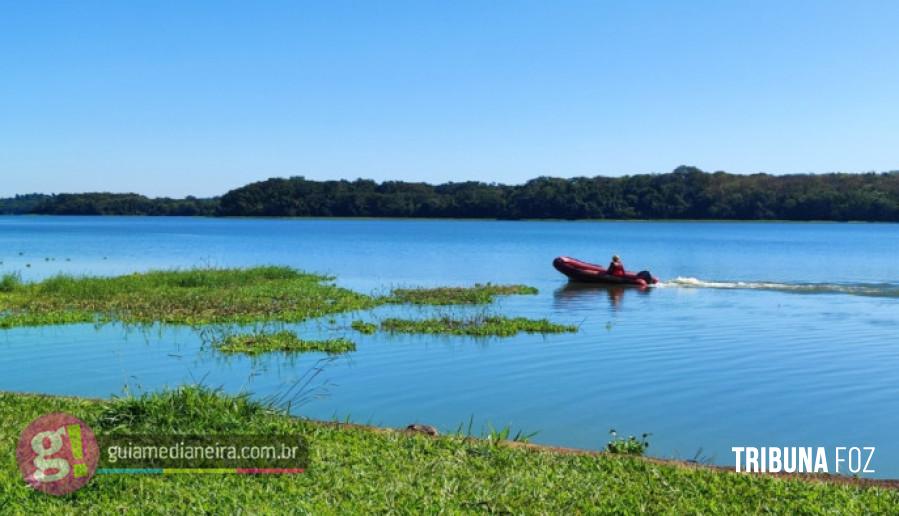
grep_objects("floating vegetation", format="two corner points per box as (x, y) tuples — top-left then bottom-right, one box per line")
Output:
(379, 316), (577, 337)
(0, 267), (551, 333)
(0, 266), (379, 328)
(214, 330), (356, 356)
(389, 283), (538, 305)
(351, 320), (377, 334)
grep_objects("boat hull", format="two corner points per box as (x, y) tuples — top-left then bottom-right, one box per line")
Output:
(553, 256), (658, 287)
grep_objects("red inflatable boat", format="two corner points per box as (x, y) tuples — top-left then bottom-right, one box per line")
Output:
(553, 256), (659, 287)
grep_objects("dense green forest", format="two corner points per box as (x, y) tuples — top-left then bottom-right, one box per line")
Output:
(12, 193), (218, 216)
(3, 167), (898, 221)
(0, 194), (51, 214)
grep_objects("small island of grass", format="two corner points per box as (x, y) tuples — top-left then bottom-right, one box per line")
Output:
(351, 320), (378, 334)
(0, 267), (378, 328)
(214, 331), (356, 356)
(0, 268), (543, 329)
(389, 284), (538, 305)
(380, 316), (577, 337)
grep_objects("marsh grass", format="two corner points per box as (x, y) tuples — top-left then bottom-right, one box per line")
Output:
(0, 266), (379, 328)
(96, 385), (276, 433)
(380, 315), (577, 337)
(606, 429), (651, 456)
(0, 272), (21, 293)
(485, 424), (540, 445)
(2, 388), (897, 513)
(389, 283), (538, 305)
(0, 268), (543, 329)
(350, 320), (377, 334)
(214, 330), (356, 356)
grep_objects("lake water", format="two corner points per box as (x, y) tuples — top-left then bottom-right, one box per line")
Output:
(2, 216), (898, 476)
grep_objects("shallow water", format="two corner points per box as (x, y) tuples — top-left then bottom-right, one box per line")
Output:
(2, 217), (898, 476)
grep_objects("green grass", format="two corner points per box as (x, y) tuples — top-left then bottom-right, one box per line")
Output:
(0, 272), (22, 293)
(214, 331), (356, 356)
(1, 388), (896, 513)
(350, 320), (377, 334)
(380, 315), (577, 337)
(0, 269), (543, 329)
(606, 429), (651, 456)
(389, 283), (538, 305)
(0, 266), (379, 328)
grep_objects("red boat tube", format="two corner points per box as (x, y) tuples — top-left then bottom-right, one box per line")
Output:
(553, 256), (659, 287)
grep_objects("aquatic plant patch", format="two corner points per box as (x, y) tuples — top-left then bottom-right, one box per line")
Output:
(213, 331), (356, 356)
(0, 267), (379, 328)
(379, 316), (577, 337)
(0, 268), (543, 329)
(350, 320), (377, 334)
(388, 284), (538, 305)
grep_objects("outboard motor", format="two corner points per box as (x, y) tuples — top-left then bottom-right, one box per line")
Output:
(636, 270), (655, 284)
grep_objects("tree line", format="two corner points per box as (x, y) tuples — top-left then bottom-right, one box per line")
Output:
(2, 193), (218, 216)
(3, 167), (898, 221)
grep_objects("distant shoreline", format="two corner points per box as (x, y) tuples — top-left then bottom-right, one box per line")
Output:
(1, 213), (895, 224)
(3, 166), (898, 221)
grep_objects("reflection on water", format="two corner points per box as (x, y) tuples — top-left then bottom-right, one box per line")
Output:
(553, 282), (652, 311)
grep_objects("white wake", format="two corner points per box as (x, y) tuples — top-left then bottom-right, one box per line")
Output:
(659, 277), (899, 298)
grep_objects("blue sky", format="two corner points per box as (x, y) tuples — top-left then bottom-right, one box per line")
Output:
(2, 1), (898, 197)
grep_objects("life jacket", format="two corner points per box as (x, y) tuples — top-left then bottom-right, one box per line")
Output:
(608, 262), (625, 276)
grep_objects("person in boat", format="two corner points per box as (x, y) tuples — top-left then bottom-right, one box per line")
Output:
(607, 255), (625, 276)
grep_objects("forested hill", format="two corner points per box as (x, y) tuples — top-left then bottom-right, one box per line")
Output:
(0, 194), (50, 214)
(4, 167), (899, 221)
(11, 193), (219, 216)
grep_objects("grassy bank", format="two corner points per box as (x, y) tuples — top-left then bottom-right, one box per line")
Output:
(1, 388), (896, 513)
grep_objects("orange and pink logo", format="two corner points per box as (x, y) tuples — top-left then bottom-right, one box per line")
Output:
(16, 413), (99, 495)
